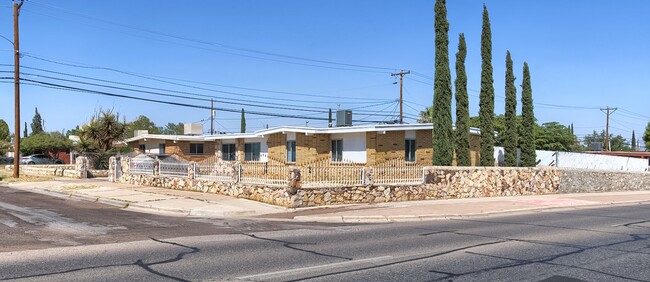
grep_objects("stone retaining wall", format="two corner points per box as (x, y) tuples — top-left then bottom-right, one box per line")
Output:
(113, 162), (563, 208)
(109, 155), (650, 208)
(4, 156), (108, 179)
(558, 168), (650, 193)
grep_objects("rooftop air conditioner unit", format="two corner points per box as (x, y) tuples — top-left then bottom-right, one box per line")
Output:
(336, 110), (352, 127)
(588, 142), (604, 151)
(134, 130), (148, 137)
(184, 123), (203, 135)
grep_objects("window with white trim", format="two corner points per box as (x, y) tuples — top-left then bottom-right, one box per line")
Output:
(405, 139), (416, 162)
(331, 140), (343, 162)
(286, 141), (296, 163)
(222, 144), (236, 161)
(189, 143), (204, 155)
(245, 143), (261, 161)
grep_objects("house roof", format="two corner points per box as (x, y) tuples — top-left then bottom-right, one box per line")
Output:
(124, 123), (481, 143)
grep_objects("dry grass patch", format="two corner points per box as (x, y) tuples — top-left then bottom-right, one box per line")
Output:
(0, 170), (54, 183)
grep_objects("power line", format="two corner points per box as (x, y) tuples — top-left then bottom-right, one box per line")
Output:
(3, 78), (389, 123)
(19, 55), (394, 105)
(24, 0), (402, 74)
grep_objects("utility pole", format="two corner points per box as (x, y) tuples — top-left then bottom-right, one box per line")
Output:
(600, 106), (617, 151)
(13, 0), (24, 178)
(210, 99), (214, 135)
(391, 70), (410, 124)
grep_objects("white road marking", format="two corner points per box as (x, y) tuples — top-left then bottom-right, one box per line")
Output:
(236, 255), (393, 280)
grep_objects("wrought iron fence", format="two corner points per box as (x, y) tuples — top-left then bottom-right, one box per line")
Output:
(195, 163), (234, 182)
(373, 158), (424, 185)
(159, 162), (189, 177)
(239, 162), (289, 186)
(302, 165), (364, 187)
(129, 158), (154, 175)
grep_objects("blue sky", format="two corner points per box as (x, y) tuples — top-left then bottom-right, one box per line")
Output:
(0, 0), (648, 146)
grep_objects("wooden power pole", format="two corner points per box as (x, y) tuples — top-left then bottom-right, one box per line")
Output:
(600, 106), (617, 151)
(13, 0), (24, 178)
(210, 99), (214, 135)
(391, 70), (410, 124)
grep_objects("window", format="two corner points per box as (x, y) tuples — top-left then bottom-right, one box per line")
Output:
(331, 140), (343, 162)
(189, 143), (204, 155)
(159, 144), (166, 155)
(286, 141), (296, 163)
(222, 144), (236, 161)
(405, 139), (416, 162)
(138, 144), (146, 152)
(244, 143), (261, 161)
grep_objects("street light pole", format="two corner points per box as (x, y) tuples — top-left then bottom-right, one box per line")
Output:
(13, 0), (24, 178)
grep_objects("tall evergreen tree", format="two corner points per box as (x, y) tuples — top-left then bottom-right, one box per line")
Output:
(479, 4), (495, 166)
(432, 0), (453, 166)
(520, 62), (537, 166)
(240, 108), (246, 133)
(631, 130), (636, 151)
(23, 122), (28, 138)
(30, 107), (44, 135)
(503, 51), (517, 166)
(454, 33), (471, 166)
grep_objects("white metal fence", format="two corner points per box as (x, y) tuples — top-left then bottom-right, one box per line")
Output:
(159, 162), (189, 177)
(130, 158), (154, 174)
(302, 165), (364, 187)
(125, 154), (427, 186)
(195, 163), (234, 182)
(374, 165), (424, 185)
(239, 163), (289, 186)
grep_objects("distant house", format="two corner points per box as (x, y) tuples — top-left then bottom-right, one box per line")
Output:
(124, 123), (482, 166)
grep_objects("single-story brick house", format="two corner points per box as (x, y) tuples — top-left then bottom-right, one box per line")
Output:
(124, 123), (482, 166)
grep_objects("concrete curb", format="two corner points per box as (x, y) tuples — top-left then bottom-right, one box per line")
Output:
(293, 200), (650, 223)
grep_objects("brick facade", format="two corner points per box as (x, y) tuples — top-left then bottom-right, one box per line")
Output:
(160, 140), (215, 162)
(296, 133), (331, 166)
(372, 131), (404, 165)
(415, 130), (433, 166)
(266, 133), (287, 163)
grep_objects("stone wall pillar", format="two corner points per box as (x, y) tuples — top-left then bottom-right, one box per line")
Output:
(188, 162), (197, 180)
(74, 156), (88, 179)
(108, 156), (116, 182)
(287, 167), (301, 195)
(153, 159), (160, 176)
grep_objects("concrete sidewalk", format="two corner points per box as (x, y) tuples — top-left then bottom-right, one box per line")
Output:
(3, 178), (288, 217)
(3, 177), (650, 223)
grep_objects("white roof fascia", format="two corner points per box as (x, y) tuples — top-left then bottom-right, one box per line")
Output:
(124, 134), (206, 143)
(126, 124), (482, 143)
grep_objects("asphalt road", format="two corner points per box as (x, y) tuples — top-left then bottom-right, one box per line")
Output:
(2, 186), (650, 281)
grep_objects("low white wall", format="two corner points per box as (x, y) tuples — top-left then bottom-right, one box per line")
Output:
(495, 147), (648, 172)
(332, 132), (366, 163)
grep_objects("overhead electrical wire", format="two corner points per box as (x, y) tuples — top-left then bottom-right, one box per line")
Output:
(2, 77), (390, 123)
(18, 56), (394, 105)
(24, 0), (403, 74)
(0, 65), (402, 118)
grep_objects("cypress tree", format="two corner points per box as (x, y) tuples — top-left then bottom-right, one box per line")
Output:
(23, 122), (27, 137)
(503, 51), (517, 166)
(240, 108), (246, 133)
(479, 4), (495, 166)
(520, 62), (537, 166)
(432, 0), (453, 166)
(454, 33), (471, 166)
(31, 107), (44, 135)
(631, 130), (636, 151)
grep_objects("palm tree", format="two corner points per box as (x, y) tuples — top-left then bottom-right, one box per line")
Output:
(417, 106), (434, 123)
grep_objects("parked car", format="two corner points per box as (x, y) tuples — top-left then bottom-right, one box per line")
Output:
(0, 157), (13, 164)
(20, 154), (64, 165)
